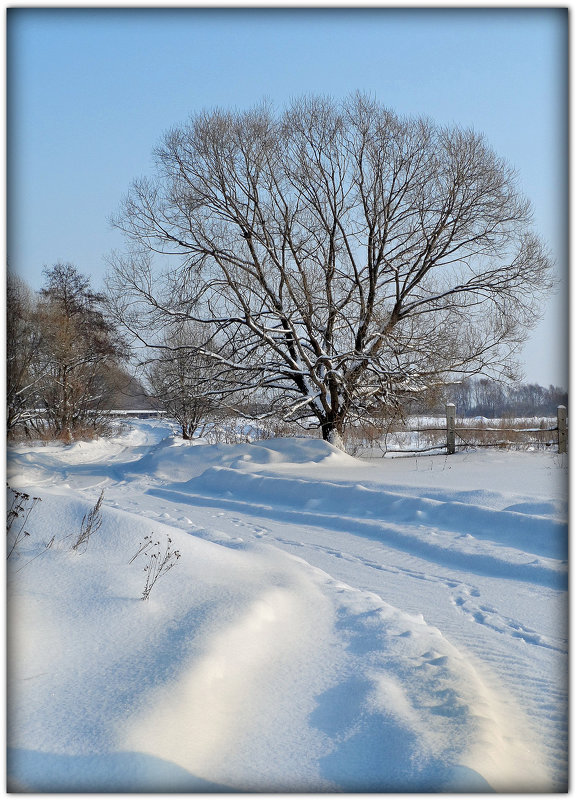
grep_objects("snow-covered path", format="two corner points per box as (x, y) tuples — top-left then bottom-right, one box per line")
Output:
(7, 419), (568, 792)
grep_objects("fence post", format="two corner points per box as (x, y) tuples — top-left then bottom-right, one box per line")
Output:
(446, 403), (456, 455)
(557, 405), (567, 454)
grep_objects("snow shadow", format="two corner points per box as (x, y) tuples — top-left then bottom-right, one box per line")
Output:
(310, 679), (455, 792)
(309, 680), (494, 793)
(7, 747), (234, 793)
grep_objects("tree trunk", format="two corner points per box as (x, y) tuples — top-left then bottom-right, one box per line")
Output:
(182, 420), (198, 439)
(61, 368), (72, 437)
(320, 419), (346, 451)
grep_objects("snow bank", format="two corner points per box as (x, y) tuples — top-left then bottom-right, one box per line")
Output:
(8, 492), (550, 792)
(150, 467), (566, 589)
(6, 420), (567, 791)
(123, 434), (357, 484)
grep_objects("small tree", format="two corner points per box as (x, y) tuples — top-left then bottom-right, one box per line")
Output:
(145, 321), (247, 439)
(108, 94), (554, 447)
(35, 263), (125, 439)
(7, 274), (43, 436)
(146, 325), (215, 439)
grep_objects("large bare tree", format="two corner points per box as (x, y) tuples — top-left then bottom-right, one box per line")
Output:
(108, 94), (553, 446)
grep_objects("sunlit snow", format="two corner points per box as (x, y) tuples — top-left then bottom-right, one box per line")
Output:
(7, 418), (568, 792)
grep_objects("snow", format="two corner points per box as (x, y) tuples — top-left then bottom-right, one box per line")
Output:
(6, 418), (568, 792)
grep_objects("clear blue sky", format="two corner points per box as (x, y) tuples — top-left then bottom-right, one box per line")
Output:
(7, 7), (568, 387)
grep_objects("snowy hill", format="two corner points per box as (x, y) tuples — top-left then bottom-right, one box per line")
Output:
(7, 419), (568, 792)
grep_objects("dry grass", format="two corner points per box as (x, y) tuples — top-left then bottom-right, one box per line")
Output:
(343, 415), (558, 456)
(453, 417), (557, 450)
(7, 422), (114, 445)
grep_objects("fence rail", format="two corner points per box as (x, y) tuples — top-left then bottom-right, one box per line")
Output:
(385, 405), (567, 455)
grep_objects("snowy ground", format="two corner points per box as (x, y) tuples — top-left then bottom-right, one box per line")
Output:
(6, 418), (568, 792)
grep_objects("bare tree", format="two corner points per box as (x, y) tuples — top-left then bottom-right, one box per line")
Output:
(145, 323), (228, 439)
(7, 274), (43, 435)
(35, 263), (125, 439)
(107, 94), (553, 447)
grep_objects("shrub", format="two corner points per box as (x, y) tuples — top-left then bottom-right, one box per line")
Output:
(130, 532), (181, 600)
(7, 485), (41, 559)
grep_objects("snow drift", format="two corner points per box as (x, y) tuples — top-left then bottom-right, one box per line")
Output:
(7, 420), (568, 791)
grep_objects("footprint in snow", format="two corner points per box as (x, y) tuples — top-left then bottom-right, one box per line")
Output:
(451, 588), (563, 652)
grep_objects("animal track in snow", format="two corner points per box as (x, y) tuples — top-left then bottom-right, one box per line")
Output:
(450, 585), (565, 653)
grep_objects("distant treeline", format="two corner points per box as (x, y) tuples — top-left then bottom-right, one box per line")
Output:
(411, 378), (568, 419)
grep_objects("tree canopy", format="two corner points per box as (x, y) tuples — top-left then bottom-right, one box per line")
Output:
(108, 94), (554, 445)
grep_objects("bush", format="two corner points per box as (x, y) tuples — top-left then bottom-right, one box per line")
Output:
(129, 532), (181, 600)
(7, 485), (41, 559)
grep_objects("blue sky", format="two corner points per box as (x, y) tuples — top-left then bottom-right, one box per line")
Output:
(7, 7), (568, 387)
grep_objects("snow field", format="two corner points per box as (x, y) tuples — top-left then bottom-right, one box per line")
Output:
(7, 419), (568, 791)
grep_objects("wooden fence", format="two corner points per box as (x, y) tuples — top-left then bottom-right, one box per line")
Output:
(387, 405), (567, 455)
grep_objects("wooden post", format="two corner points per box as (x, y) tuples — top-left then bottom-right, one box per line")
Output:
(446, 403), (456, 455)
(557, 405), (567, 454)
